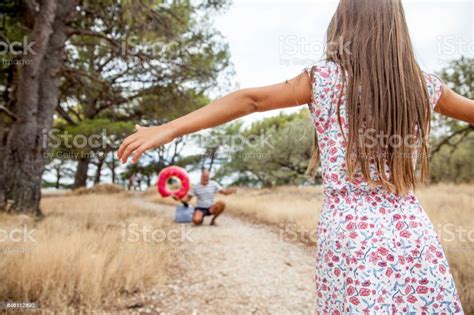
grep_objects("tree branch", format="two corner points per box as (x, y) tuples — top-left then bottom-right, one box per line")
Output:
(0, 105), (18, 121)
(430, 125), (474, 160)
(56, 102), (77, 125)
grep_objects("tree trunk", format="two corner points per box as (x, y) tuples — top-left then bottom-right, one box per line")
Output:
(110, 152), (117, 184)
(146, 175), (151, 188)
(55, 165), (62, 189)
(0, 0), (76, 215)
(94, 156), (105, 184)
(1, 0), (58, 215)
(208, 148), (217, 172)
(73, 157), (90, 189)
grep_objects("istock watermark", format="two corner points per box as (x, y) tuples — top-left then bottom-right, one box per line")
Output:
(42, 128), (117, 150)
(43, 151), (106, 160)
(436, 223), (474, 243)
(121, 223), (194, 243)
(279, 35), (351, 66)
(357, 128), (429, 149)
(436, 223), (474, 254)
(195, 132), (275, 150)
(121, 36), (192, 59)
(0, 225), (37, 243)
(201, 150), (272, 161)
(278, 223), (317, 244)
(0, 37), (36, 56)
(436, 35), (474, 63)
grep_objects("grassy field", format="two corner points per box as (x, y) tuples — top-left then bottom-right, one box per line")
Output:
(1, 183), (472, 312)
(219, 183), (474, 313)
(0, 188), (171, 312)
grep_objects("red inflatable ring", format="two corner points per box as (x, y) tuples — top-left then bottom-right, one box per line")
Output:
(157, 166), (190, 200)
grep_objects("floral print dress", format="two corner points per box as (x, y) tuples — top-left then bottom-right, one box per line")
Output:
(304, 60), (464, 314)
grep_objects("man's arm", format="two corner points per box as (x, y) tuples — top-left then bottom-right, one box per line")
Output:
(183, 194), (194, 203)
(212, 181), (235, 196)
(218, 187), (237, 196)
(183, 184), (195, 203)
(173, 186), (194, 204)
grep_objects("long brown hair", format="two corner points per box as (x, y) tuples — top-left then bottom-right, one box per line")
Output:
(306, 0), (432, 195)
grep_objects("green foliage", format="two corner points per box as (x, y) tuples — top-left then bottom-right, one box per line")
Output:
(0, 0), (31, 119)
(16, 0), (233, 186)
(430, 57), (474, 183)
(61, 0), (232, 125)
(430, 133), (474, 183)
(243, 111), (307, 136)
(439, 57), (473, 99)
(213, 110), (316, 187)
(432, 57), (473, 134)
(48, 119), (134, 160)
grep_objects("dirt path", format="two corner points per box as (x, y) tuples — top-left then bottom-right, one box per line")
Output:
(132, 199), (316, 314)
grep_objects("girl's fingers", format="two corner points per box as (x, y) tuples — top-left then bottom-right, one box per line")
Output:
(117, 134), (137, 159)
(118, 125), (154, 163)
(131, 144), (149, 164)
(120, 141), (141, 163)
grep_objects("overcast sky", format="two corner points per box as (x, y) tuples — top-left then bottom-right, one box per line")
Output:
(212, 0), (473, 120)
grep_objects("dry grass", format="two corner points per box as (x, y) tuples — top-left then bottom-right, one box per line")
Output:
(219, 183), (474, 313)
(0, 193), (171, 312)
(71, 183), (125, 195)
(417, 184), (474, 311)
(220, 186), (323, 243)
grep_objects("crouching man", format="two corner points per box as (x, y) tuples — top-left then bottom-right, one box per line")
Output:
(183, 168), (236, 225)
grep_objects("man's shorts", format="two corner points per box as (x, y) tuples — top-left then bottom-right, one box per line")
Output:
(194, 207), (212, 216)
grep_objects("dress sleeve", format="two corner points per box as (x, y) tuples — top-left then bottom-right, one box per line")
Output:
(303, 65), (318, 109)
(302, 62), (334, 129)
(424, 73), (445, 110)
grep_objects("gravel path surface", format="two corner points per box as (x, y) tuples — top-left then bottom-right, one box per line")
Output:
(132, 200), (316, 314)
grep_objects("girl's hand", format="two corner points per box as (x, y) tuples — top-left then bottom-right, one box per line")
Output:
(117, 124), (175, 164)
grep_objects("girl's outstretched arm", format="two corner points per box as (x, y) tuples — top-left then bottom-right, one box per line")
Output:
(435, 84), (474, 124)
(117, 73), (312, 164)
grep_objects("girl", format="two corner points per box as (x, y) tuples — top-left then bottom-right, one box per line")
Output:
(118, 0), (473, 313)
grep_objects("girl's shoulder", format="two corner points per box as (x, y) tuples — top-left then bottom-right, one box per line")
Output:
(304, 60), (344, 115)
(422, 71), (444, 108)
(304, 60), (344, 91)
(304, 59), (341, 80)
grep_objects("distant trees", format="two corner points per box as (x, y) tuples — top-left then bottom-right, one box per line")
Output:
(0, 0), (231, 215)
(205, 111), (317, 187)
(232, 111), (315, 187)
(430, 57), (474, 183)
(46, 118), (133, 188)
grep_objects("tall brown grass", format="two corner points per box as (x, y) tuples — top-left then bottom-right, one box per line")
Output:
(0, 193), (170, 311)
(220, 183), (474, 313)
(70, 183), (125, 195)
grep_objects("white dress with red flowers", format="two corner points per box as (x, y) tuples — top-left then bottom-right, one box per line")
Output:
(305, 60), (464, 314)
